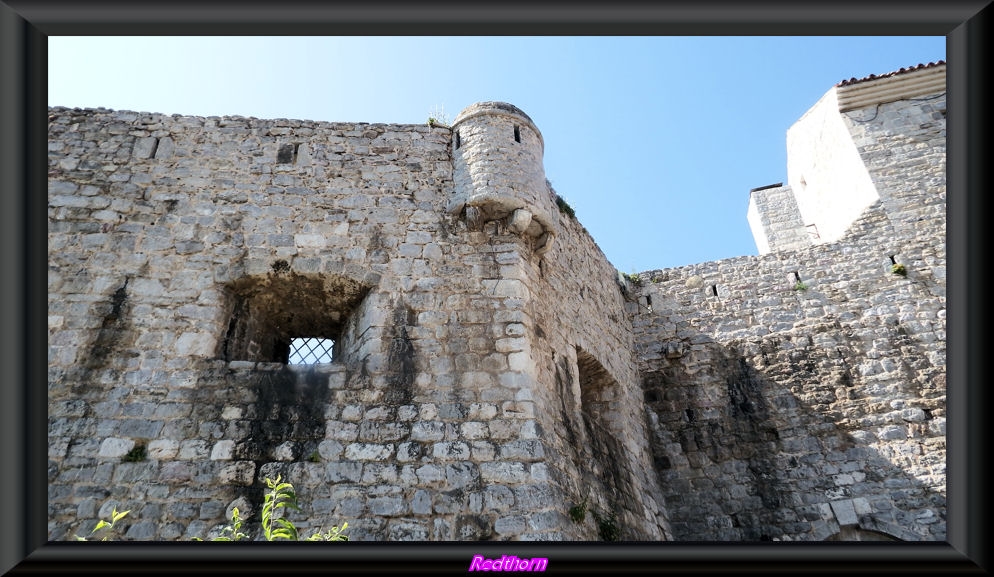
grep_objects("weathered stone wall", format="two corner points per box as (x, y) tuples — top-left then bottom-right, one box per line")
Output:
(514, 198), (672, 540)
(842, 92), (946, 246)
(747, 184), (812, 255)
(48, 66), (946, 543)
(632, 83), (946, 541)
(47, 105), (665, 542)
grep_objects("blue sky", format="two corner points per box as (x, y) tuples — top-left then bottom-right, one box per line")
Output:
(48, 36), (946, 273)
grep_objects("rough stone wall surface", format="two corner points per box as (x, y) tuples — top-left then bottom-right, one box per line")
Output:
(47, 105), (663, 542)
(841, 93), (946, 247)
(516, 203), (672, 540)
(48, 72), (945, 544)
(747, 184), (812, 255)
(632, 87), (946, 541)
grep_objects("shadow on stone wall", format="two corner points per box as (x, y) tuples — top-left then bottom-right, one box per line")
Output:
(552, 352), (647, 540)
(641, 333), (945, 542)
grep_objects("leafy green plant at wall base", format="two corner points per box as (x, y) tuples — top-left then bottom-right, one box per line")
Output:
(75, 507), (130, 541)
(203, 507), (249, 541)
(79, 476), (348, 542)
(262, 475), (301, 540)
(207, 475), (349, 542)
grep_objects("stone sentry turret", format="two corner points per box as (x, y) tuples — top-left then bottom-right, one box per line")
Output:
(449, 102), (556, 254)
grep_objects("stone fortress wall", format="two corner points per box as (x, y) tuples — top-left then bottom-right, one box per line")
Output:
(636, 62), (946, 540)
(47, 62), (945, 542)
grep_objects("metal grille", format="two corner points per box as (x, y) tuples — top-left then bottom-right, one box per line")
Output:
(288, 338), (334, 364)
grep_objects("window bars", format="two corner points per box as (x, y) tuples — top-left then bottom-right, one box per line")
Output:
(288, 337), (334, 365)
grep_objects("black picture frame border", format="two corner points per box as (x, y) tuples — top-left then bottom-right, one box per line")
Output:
(2, 1), (988, 574)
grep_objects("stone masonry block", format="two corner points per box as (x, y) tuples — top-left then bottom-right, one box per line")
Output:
(98, 437), (135, 458)
(830, 499), (859, 526)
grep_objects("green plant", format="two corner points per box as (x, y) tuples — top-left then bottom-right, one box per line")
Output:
(568, 497), (588, 524)
(622, 271), (643, 286)
(891, 263), (907, 277)
(75, 507), (130, 541)
(261, 475), (302, 540)
(793, 281), (808, 292)
(204, 507), (250, 541)
(591, 510), (621, 541)
(197, 475), (349, 542)
(427, 104), (450, 127)
(308, 450), (321, 463)
(121, 443), (147, 462)
(303, 524), (350, 541)
(76, 477), (347, 542)
(555, 195), (575, 219)
(192, 506), (250, 542)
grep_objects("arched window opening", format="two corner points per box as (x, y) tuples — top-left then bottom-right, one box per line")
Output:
(220, 270), (372, 365)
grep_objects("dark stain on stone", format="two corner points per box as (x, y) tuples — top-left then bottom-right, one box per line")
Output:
(221, 304), (244, 362)
(217, 365), (330, 522)
(108, 281), (128, 319)
(720, 357), (786, 516)
(726, 357), (768, 419)
(573, 349), (641, 538)
(749, 461), (783, 509)
(580, 409), (636, 536)
(277, 143), (294, 164)
(384, 300), (417, 405)
(84, 277), (132, 374)
(553, 356), (579, 449)
(786, 347), (818, 376)
(225, 367), (330, 463)
(835, 347), (856, 387)
(642, 343), (791, 540)
(534, 324), (546, 339)
(455, 514), (493, 540)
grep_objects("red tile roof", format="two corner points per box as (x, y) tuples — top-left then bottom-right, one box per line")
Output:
(836, 60), (945, 87)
